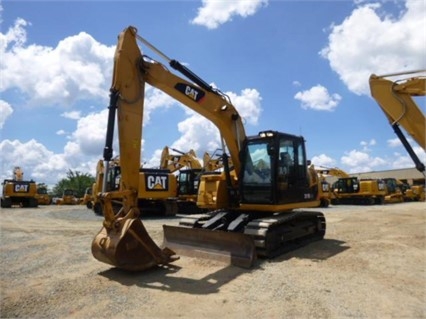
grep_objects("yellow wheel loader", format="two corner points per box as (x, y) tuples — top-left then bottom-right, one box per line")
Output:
(91, 26), (326, 271)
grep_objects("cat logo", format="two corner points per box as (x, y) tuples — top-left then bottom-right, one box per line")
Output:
(14, 184), (29, 192)
(174, 83), (205, 103)
(145, 174), (169, 191)
(185, 86), (199, 100)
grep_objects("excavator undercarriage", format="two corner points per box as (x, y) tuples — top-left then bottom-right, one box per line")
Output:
(163, 209), (326, 267)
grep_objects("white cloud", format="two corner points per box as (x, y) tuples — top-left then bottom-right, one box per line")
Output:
(360, 139), (376, 151)
(228, 88), (262, 125)
(311, 154), (336, 168)
(387, 137), (402, 148)
(144, 85), (181, 124)
(0, 100), (13, 129)
(191, 0), (268, 29)
(320, 0), (426, 96)
(56, 129), (66, 136)
(61, 110), (81, 120)
(294, 85), (341, 111)
(341, 149), (387, 173)
(0, 138), (100, 188)
(0, 18), (115, 107)
(69, 110), (109, 156)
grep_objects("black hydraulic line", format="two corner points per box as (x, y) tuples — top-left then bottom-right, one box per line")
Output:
(171, 148), (185, 155)
(392, 123), (425, 173)
(103, 90), (120, 162)
(222, 152), (239, 207)
(169, 60), (214, 93)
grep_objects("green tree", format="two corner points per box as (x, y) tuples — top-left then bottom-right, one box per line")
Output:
(52, 170), (95, 198)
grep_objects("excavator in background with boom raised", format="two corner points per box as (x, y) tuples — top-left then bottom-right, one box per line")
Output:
(1, 166), (38, 208)
(91, 26), (326, 271)
(160, 146), (204, 213)
(160, 147), (202, 172)
(369, 70), (425, 175)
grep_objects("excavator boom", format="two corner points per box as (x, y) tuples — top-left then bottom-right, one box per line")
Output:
(369, 71), (426, 173)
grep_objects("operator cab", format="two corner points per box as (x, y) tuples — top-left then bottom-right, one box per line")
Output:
(240, 130), (315, 205)
(177, 169), (202, 196)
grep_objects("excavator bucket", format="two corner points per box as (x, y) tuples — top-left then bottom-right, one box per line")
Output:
(92, 218), (178, 271)
(162, 225), (257, 268)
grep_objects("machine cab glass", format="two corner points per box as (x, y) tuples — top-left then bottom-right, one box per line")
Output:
(240, 131), (312, 205)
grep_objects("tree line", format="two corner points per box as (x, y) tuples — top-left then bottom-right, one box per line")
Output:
(39, 170), (95, 198)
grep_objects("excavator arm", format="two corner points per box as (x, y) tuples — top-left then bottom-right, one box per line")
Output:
(138, 52), (246, 175)
(369, 70), (426, 174)
(160, 146), (202, 173)
(91, 27), (177, 271)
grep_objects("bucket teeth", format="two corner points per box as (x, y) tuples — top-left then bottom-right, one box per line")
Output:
(92, 218), (178, 271)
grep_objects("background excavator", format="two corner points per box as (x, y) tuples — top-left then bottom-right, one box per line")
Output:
(91, 26), (326, 271)
(316, 166), (406, 205)
(369, 70), (425, 175)
(35, 185), (52, 205)
(202, 149), (233, 172)
(160, 146), (204, 213)
(1, 166), (38, 208)
(90, 155), (179, 216)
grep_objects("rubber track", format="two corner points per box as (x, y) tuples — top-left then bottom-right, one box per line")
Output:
(244, 211), (326, 258)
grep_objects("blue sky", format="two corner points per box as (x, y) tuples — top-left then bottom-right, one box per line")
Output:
(1, 0), (425, 188)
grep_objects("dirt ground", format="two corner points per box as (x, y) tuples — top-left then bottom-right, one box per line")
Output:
(0, 202), (425, 319)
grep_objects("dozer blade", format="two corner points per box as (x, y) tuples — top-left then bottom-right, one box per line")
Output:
(162, 225), (257, 268)
(92, 218), (178, 271)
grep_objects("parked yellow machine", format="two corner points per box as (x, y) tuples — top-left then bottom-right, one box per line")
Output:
(397, 180), (425, 202)
(160, 146), (202, 172)
(35, 186), (52, 205)
(1, 167), (38, 208)
(91, 26), (326, 271)
(382, 178), (404, 203)
(56, 189), (80, 205)
(91, 156), (179, 216)
(315, 167), (388, 205)
(82, 187), (93, 208)
(406, 185), (425, 202)
(160, 146), (204, 213)
(331, 177), (387, 205)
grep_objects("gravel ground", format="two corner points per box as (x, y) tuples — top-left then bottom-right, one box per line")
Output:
(0, 202), (425, 318)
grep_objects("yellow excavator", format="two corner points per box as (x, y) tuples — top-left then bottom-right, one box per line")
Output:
(91, 26), (326, 271)
(316, 166), (388, 205)
(202, 149), (233, 172)
(369, 70), (425, 175)
(160, 146), (202, 172)
(35, 185), (52, 205)
(1, 166), (38, 208)
(91, 155), (179, 216)
(160, 146), (204, 213)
